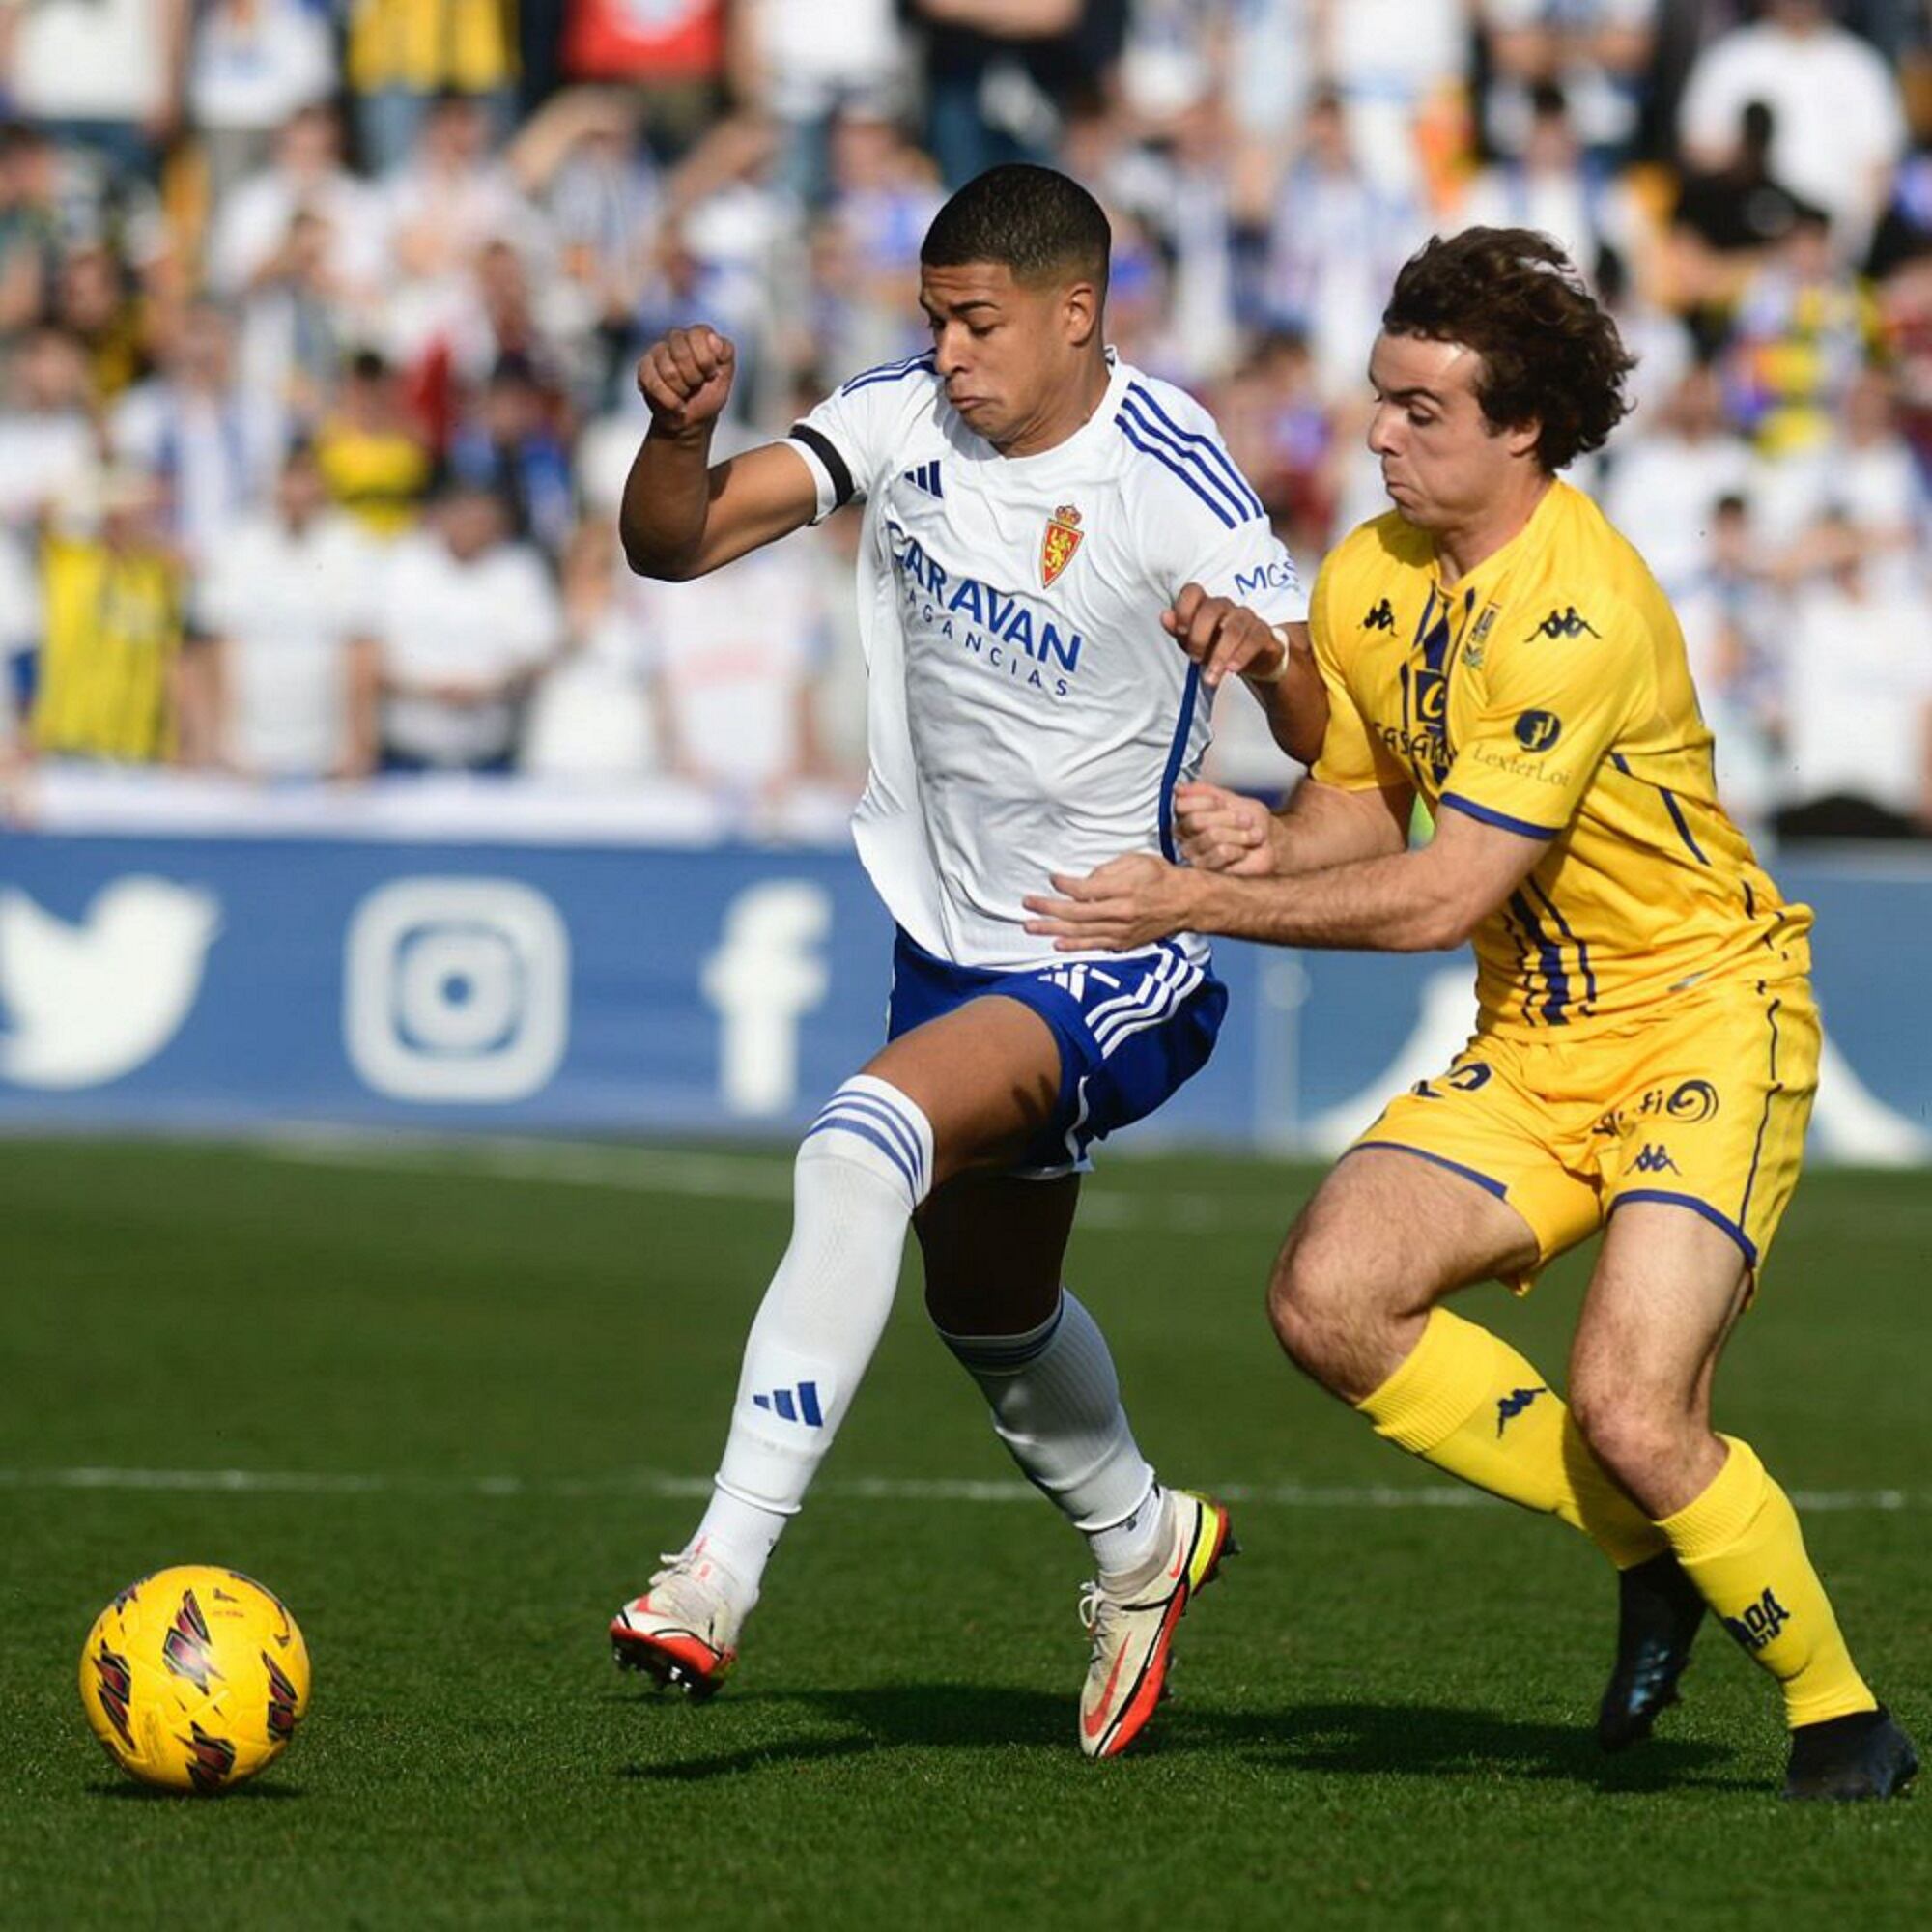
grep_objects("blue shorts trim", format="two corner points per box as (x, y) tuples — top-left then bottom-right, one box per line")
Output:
(1607, 1188), (1760, 1270)
(1348, 1140), (1511, 1201)
(886, 928), (1227, 1175)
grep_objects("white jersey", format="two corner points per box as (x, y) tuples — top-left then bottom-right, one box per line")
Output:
(785, 351), (1307, 969)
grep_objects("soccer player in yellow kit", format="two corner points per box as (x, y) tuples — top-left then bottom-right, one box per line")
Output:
(1025, 227), (1916, 1800)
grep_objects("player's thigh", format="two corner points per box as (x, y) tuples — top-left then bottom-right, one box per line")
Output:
(1573, 1203), (1749, 1417)
(916, 1170), (1080, 1335)
(863, 994), (1063, 1187)
(1596, 976), (1819, 1290)
(1338, 1036), (1602, 1293)
(1271, 1147), (1542, 1398)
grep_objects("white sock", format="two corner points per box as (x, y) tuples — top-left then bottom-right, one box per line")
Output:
(938, 1289), (1164, 1579)
(697, 1075), (934, 1605)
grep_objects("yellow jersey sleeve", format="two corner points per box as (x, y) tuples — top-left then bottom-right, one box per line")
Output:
(1439, 598), (1654, 841)
(1310, 553), (1409, 796)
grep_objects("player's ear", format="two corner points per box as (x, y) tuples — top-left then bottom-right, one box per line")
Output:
(1061, 278), (1101, 350)
(1501, 416), (1543, 463)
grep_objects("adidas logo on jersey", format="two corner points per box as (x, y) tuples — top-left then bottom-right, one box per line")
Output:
(752, 1381), (825, 1426)
(900, 461), (944, 498)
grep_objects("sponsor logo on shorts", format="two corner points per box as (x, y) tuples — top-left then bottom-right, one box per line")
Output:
(1632, 1142), (1681, 1175)
(1665, 1079), (1720, 1123)
(1410, 1061), (1492, 1100)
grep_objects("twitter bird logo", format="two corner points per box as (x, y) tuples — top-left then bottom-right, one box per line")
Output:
(0, 877), (220, 1089)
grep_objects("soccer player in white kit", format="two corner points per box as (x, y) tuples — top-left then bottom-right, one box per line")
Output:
(610, 165), (1322, 1757)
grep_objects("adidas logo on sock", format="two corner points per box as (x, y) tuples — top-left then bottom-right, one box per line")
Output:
(752, 1381), (824, 1426)
(900, 460), (943, 498)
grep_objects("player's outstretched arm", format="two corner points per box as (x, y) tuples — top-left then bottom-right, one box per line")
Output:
(619, 326), (819, 581)
(1026, 797), (1546, 955)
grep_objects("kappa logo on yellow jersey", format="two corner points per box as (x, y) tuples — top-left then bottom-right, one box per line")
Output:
(1529, 605), (1601, 640)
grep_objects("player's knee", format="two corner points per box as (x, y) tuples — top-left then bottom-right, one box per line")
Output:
(1569, 1378), (1692, 1496)
(796, 1074), (936, 1215)
(1266, 1228), (1364, 1385)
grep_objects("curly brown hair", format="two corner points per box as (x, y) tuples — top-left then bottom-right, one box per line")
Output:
(1381, 228), (1635, 471)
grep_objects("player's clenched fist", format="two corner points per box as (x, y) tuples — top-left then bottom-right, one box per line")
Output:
(1160, 581), (1287, 690)
(637, 326), (736, 438)
(1173, 781), (1279, 876)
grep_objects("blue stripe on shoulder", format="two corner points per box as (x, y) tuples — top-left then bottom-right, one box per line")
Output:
(1116, 393), (1250, 526)
(839, 353), (938, 396)
(1124, 382), (1264, 518)
(1115, 417), (1237, 527)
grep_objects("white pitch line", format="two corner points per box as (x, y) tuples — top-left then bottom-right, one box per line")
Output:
(253, 1131), (1287, 1231)
(0, 1467), (1915, 1513)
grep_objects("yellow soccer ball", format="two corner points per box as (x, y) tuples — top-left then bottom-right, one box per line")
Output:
(78, 1566), (311, 1794)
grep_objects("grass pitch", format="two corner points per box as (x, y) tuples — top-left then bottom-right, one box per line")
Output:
(1, 1137), (1925, 1928)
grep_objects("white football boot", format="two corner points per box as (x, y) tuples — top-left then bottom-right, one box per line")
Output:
(610, 1542), (753, 1699)
(1077, 1490), (1236, 1759)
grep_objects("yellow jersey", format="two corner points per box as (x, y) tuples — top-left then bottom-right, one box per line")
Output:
(1310, 480), (1809, 1037)
(32, 535), (184, 763)
(348, 0), (517, 93)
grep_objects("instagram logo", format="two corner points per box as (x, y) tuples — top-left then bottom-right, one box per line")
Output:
(344, 879), (569, 1103)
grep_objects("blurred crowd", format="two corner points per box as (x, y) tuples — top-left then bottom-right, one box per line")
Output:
(2, 0), (1931, 842)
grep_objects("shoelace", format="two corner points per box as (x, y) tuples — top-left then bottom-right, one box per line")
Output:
(1077, 1581), (1123, 1662)
(645, 1546), (715, 1607)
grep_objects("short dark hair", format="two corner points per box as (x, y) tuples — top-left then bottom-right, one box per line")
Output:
(920, 164), (1110, 296)
(1382, 227), (1635, 471)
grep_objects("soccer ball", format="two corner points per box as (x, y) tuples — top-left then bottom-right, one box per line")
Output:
(78, 1565), (311, 1794)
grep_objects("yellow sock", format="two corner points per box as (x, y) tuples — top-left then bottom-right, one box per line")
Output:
(1659, 1435), (1876, 1727)
(1359, 1307), (1665, 1569)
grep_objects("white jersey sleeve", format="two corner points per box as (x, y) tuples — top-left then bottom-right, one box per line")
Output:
(784, 353), (939, 525)
(1119, 376), (1310, 629)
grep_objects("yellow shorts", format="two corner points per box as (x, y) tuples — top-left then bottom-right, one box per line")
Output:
(1351, 971), (1819, 1290)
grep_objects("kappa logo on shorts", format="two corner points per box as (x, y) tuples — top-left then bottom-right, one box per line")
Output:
(1722, 1585), (1792, 1654)
(1495, 1385), (1547, 1436)
(1632, 1142), (1681, 1175)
